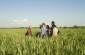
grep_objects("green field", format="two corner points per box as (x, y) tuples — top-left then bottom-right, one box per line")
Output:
(0, 28), (85, 55)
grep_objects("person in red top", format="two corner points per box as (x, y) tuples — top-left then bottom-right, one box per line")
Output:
(25, 26), (32, 36)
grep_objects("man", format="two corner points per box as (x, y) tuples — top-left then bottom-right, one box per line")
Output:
(50, 21), (59, 37)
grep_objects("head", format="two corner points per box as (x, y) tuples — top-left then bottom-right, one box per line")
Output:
(28, 25), (32, 29)
(46, 25), (50, 29)
(51, 21), (55, 26)
(42, 23), (46, 26)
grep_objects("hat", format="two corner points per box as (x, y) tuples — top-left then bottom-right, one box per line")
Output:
(42, 23), (46, 25)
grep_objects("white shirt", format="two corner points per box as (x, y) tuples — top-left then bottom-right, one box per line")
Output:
(53, 27), (58, 36)
(41, 26), (47, 36)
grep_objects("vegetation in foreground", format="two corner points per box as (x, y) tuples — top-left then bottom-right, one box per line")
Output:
(0, 28), (85, 55)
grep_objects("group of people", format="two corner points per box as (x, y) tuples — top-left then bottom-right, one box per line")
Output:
(25, 21), (60, 37)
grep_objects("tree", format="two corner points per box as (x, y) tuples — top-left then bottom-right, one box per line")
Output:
(73, 25), (78, 28)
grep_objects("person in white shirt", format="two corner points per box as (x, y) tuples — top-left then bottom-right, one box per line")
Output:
(36, 23), (47, 37)
(53, 26), (58, 36)
(51, 21), (59, 37)
(41, 23), (47, 37)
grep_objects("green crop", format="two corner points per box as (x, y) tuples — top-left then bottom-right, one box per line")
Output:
(0, 28), (85, 55)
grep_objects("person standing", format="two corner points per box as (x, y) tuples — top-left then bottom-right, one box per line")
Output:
(25, 26), (32, 36)
(41, 23), (47, 37)
(36, 23), (47, 37)
(46, 25), (50, 37)
(50, 21), (59, 37)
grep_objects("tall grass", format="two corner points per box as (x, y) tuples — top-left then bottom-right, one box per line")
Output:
(0, 28), (85, 55)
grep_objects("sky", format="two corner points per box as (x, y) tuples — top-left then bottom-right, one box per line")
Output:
(0, 0), (85, 27)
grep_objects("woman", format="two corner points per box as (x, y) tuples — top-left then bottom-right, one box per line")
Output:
(25, 26), (32, 36)
(36, 23), (47, 37)
(41, 23), (47, 37)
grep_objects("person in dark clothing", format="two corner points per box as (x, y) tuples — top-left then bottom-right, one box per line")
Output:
(46, 25), (50, 37)
(36, 25), (42, 37)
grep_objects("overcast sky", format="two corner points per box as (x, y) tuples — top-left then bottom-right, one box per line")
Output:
(0, 0), (85, 27)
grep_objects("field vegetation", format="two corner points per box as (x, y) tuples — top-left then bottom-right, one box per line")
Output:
(0, 28), (85, 55)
